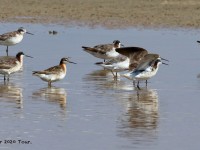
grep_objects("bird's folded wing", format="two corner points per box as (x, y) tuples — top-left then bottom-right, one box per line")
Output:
(136, 54), (159, 70)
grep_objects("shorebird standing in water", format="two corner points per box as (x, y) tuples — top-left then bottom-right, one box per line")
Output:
(0, 27), (33, 56)
(0, 52), (33, 81)
(33, 57), (76, 87)
(82, 40), (123, 62)
(96, 47), (148, 79)
(122, 54), (168, 89)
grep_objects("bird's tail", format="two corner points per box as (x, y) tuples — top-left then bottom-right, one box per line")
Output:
(82, 46), (104, 54)
(32, 71), (40, 76)
(95, 62), (104, 65)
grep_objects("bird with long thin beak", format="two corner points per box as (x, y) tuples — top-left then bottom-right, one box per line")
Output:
(82, 40), (123, 62)
(122, 53), (169, 89)
(33, 57), (76, 87)
(96, 47), (148, 80)
(0, 51), (33, 81)
(0, 27), (34, 56)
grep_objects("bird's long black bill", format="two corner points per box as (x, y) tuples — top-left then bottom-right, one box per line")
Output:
(25, 54), (33, 58)
(161, 57), (169, 62)
(27, 32), (34, 35)
(162, 62), (168, 65)
(69, 61), (76, 64)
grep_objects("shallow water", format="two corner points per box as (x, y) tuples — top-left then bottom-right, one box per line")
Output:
(0, 23), (200, 150)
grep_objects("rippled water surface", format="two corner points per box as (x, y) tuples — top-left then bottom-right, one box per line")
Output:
(0, 23), (200, 150)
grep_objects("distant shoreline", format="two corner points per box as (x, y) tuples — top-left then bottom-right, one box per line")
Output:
(0, 0), (200, 29)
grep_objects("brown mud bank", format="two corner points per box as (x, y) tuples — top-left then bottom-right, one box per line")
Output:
(0, 0), (200, 28)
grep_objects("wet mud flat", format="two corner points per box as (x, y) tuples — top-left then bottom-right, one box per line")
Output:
(0, 0), (200, 29)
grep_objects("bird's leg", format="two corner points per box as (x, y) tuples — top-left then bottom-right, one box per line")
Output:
(3, 80), (6, 85)
(103, 59), (106, 70)
(111, 70), (115, 77)
(48, 81), (51, 87)
(145, 80), (148, 87)
(111, 71), (117, 80)
(111, 70), (114, 76)
(4, 75), (6, 81)
(137, 81), (141, 90)
(133, 81), (136, 87)
(7, 75), (9, 81)
(6, 46), (8, 56)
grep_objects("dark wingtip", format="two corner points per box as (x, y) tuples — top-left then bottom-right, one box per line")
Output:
(197, 41), (200, 43)
(95, 62), (103, 65)
(32, 71), (38, 75)
(115, 48), (120, 53)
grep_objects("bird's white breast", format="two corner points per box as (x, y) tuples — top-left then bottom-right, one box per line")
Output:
(106, 48), (119, 58)
(38, 72), (66, 82)
(0, 34), (24, 46)
(134, 66), (159, 80)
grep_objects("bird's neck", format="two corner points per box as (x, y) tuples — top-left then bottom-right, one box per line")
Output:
(17, 31), (24, 35)
(60, 63), (67, 73)
(17, 56), (23, 65)
(152, 63), (160, 72)
(17, 56), (23, 63)
(114, 44), (119, 48)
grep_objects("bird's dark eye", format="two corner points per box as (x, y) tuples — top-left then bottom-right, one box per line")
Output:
(156, 59), (161, 63)
(18, 27), (25, 32)
(18, 29), (23, 32)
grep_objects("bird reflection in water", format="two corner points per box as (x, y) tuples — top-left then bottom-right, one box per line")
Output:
(83, 69), (134, 96)
(83, 69), (115, 81)
(83, 69), (130, 88)
(0, 82), (23, 109)
(118, 88), (159, 142)
(32, 86), (67, 111)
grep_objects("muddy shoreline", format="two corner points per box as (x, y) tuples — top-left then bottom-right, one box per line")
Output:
(0, 0), (200, 29)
